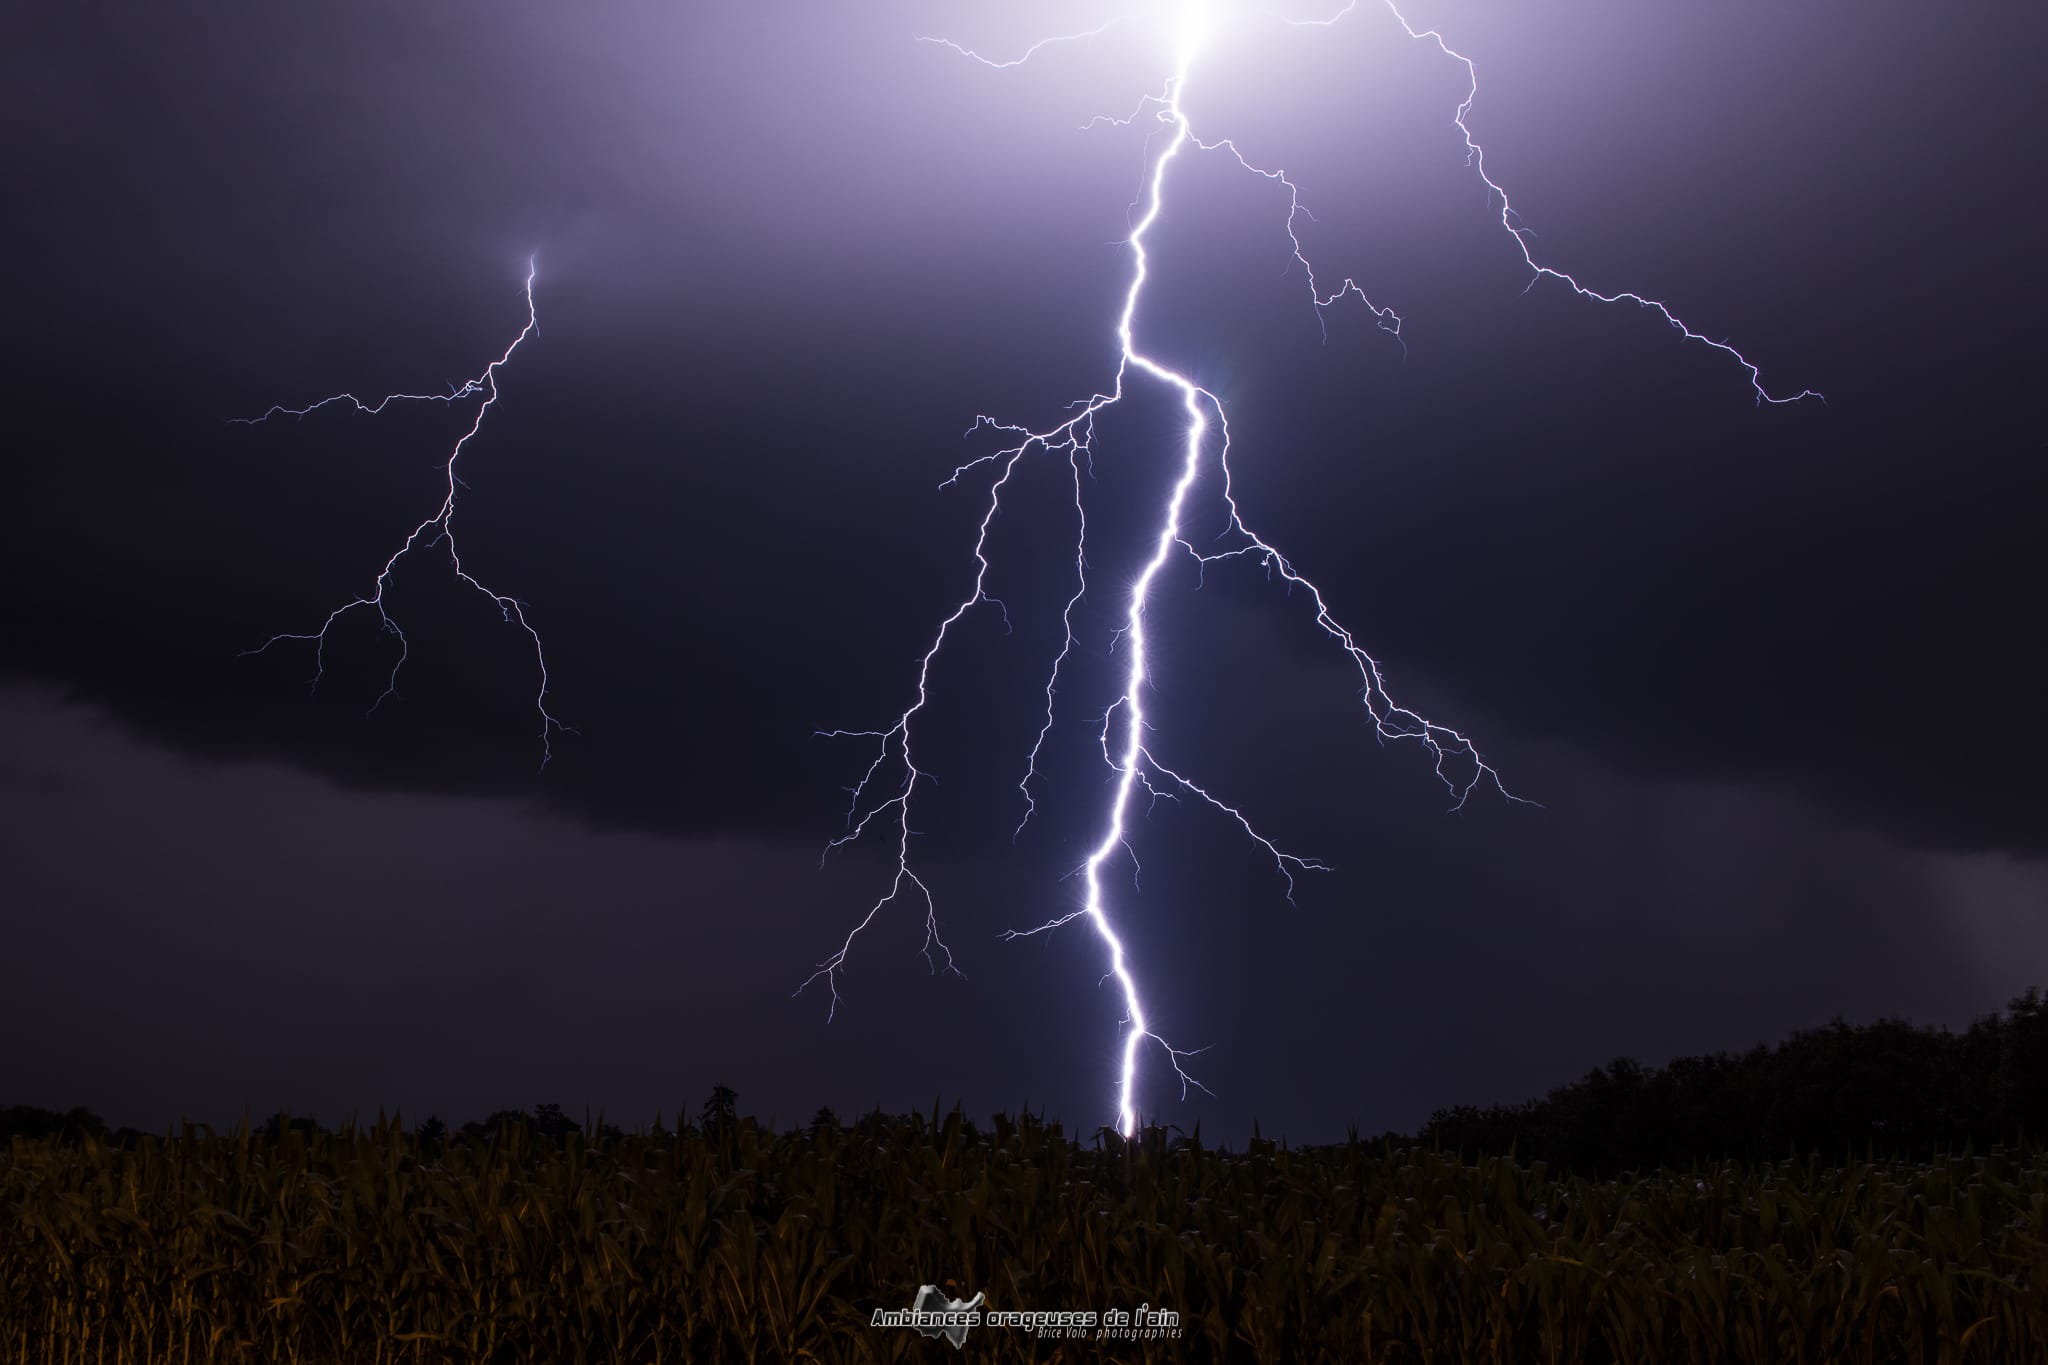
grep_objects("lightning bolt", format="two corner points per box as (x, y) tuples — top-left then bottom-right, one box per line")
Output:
(1351, 1), (1824, 407)
(814, 2), (1819, 1135)
(234, 258), (569, 769)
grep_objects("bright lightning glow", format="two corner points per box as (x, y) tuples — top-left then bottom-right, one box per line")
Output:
(812, 5), (1819, 1136)
(1171, 1), (1223, 55)
(234, 258), (570, 768)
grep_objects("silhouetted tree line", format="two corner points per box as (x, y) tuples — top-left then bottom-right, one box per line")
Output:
(0, 1105), (109, 1144)
(10, 992), (2047, 1170)
(2, 1100), (644, 1151)
(1414, 988), (2048, 1174)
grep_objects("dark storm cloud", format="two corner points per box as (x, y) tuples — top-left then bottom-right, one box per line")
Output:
(5, 684), (2041, 1143)
(5, 0), (2038, 858)
(3, 1), (2042, 1136)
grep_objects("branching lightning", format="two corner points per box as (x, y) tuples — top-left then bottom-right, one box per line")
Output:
(234, 258), (569, 769)
(1350, 1), (1824, 407)
(809, 2), (1820, 1135)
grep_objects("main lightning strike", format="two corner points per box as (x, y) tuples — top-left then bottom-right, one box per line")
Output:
(810, 3), (1819, 1136)
(234, 259), (569, 768)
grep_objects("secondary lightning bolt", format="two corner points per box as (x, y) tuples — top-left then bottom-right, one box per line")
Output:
(234, 258), (569, 768)
(812, 2), (1818, 1136)
(1350, 0), (1824, 406)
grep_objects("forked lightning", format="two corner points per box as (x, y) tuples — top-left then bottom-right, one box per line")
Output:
(809, 2), (1818, 1136)
(236, 258), (569, 769)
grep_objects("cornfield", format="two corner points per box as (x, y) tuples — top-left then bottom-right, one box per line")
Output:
(6, 1110), (2046, 1362)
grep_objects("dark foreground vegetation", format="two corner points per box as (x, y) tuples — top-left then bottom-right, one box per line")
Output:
(1410, 988), (2048, 1176)
(4, 992), (2046, 1363)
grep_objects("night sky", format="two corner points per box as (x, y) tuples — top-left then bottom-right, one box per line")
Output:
(5, 0), (2042, 1145)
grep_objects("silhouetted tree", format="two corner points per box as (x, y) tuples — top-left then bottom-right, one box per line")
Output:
(530, 1103), (578, 1142)
(0, 1106), (106, 1143)
(415, 1115), (448, 1155)
(701, 1084), (739, 1138)
(259, 1112), (323, 1143)
(460, 1107), (535, 1143)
